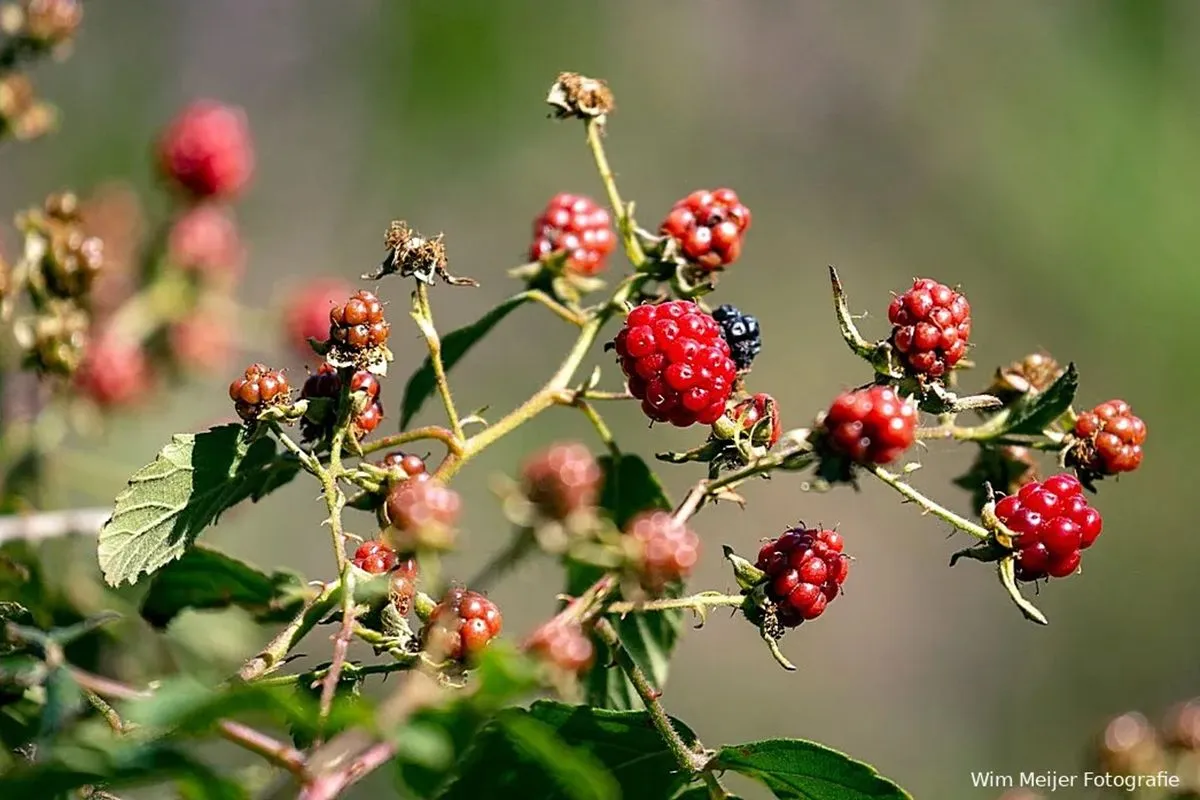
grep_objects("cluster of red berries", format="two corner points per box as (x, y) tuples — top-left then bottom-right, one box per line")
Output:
(328, 290), (390, 352)
(612, 300), (737, 427)
(299, 363), (384, 439)
(378, 451), (428, 480)
(1070, 400), (1146, 476)
(229, 363), (289, 422)
(822, 385), (918, 465)
(626, 511), (700, 593)
(887, 278), (972, 379)
(726, 393), (781, 449)
(285, 279), (353, 361)
(528, 193), (616, 277)
(521, 442), (602, 520)
(525, 620), (595, 674)
(756, 526), (850, 628)
(384, 477), (461, 551)
(352, 540), (399, 574)
(994, 473), (1102, 582)
(351, 540), (421, 614)
(660, 188), (751, 271)
(422, 588), (502, 662)
(157, 100), (254, 200)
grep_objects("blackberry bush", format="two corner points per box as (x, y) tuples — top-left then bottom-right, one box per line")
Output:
(0, 59), (1155, 800)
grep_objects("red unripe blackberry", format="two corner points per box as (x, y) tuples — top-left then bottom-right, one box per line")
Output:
(228, 363), (289, 421)
(725, 393), (781, 448)
(756, 526), (849, 628)
(329, 290), (389, 351)
(284, 278), (353, 361)
(659, 188), (751, 271)
(384, 478), (460, 551)
(378, 451), (427, 479)
(1070, 400), (1146, 476)
(352, 540), (398, 574)
(611, 300), (737, 427)
(529, 193), (616, 276)
(169, 313), (232, 373)
(166, 204), (244, 282)
(625, 511), (700, 593)
(299, 364), (384, 439)
(422, 589), (501, 661)
(157, 100), (254, 200)
(887, 278), (971, 379)
(822, 385), (918, 465)
(389, 555), (420, 615)
(526, 620), (595, 674)
(75, 334), (151, 409)
(993, 473), (1102, 582)
(521, 441), (602, 520)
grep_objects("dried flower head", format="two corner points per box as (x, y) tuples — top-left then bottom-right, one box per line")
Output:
(365, 220), (477, 287)
(546, 72), (614, 123)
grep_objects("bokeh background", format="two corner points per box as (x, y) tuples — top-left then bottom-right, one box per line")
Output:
(4, 1), (1198, 798)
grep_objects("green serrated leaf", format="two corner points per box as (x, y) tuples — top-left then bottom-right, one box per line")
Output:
(139, 546), (308, 629)
(98, 425), (302, 587)
(399, 294), (531, 429)
(713, 739), (912, 800)
(579, 456), (681, 710)
(1000, 362), (1079, 436)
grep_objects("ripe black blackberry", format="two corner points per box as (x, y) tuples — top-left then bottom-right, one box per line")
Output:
(712, 304), (761, 371)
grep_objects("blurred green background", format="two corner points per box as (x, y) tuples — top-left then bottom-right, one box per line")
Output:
(4, 1), (1197, 798)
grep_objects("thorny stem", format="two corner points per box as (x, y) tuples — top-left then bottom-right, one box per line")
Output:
(317, 570), (359, 737)
(525, 289), (585, 326)
(238, 583), (341, 682)
(586, 119), (646, 268)
(672, 438), (816, 524)
(916, 410), (1011, 442)
(573, 399), (620, 457)
(869, 465), (990, 541)
(595, 619), (709, 774)
(255, 660), (416, 688)
(412, 282), (464, 440)
(607, 592), (745, 615)
(359, 425), (463, 457)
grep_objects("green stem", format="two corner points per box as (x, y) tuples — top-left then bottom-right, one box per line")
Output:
(526, 289), (585, 326)
(586, 120), (646, 268)
(238, 583), (341, 682)
(574, 400), (620, 457)
(703, 772), (734, 800)
(869, 465), (990, 541)
(594, 619), (709, 774)
(412, 282), (463, 440)
(607, 592), (745, 615)
(359, 425), (463, 457)
(915, 410), (1011, 443)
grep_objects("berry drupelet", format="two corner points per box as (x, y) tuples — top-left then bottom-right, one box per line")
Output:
(993, 473), (1102, 582)
(157, 100), (254, 200)
(1069, 400), (1146, 476)
(352, 540), (398, 574)
(887, 278), (971, 379)
(612, 300), (737, 427)
(660, 188), (751, 270)
(378, 451), (428, 480)
(529, 193), (616, 276)
(299, 364), (384, 439)
(229, 363), (289, 422)
(422, 588), (502, 662)
(756, 526), (849, 628)
(521, 442), (602, 520)
(328, 290), (390, 352)
(822, 385), (917, 465)
(625, 511), (699, 593)
(711, 304), (762, 372)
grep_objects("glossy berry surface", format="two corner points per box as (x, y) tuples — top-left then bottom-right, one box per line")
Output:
(725, 393), (781, 448)
(711, 304), (762, 371)
(329, 290), (389, 352)
(757, 527), (849, 628)
(612, 300), (737, 427)
(660, 188), (751, 271)
(626, 511), (699, 593)
(352, 540), (398, 574)
(378, 451), (427, 479)
(389, 555), (420, 615)
(993, 473), (1102, 582)
(75, 334), (150, 409)
(284, 279), (353, 361)
(521, 441), (601, 520)
(157, 100), (254, 199)
(166, 204), (243, 281)
(823, 385), (917, 465)
(423, 588), (502, 662)
(384, 478), (461, 552)
(228, 363), (289, 422)
(526, 621), (595, 674)
(887, 278), (971, 379)
(529, 193), (616, 276)
(299, 364), (384, 440)
(1071, 400), (1146, 476)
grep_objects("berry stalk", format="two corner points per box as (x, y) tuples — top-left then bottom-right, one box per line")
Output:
(411, 281), (464, 440)
(869, 464), (990, 541)
(585, 119), (645, 268)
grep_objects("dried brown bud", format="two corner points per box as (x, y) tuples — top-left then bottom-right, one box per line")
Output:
(547, 72), (615, 123)
(989, 352), (1063, 401)
(368, 220), (476, 287)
